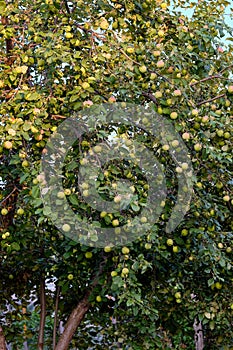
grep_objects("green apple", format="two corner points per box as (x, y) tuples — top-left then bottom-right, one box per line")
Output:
(93, 145), (102, 153)
(104, 246), (112, 253)
(62, 224), (71, 232)
(114, 195), (121, 203)
(122, 246), (130, 254)
(173, 89), (182, 97)
(158, 30), (165, 37)
(171, 140), (179, 147)
(191, 109), (199, 116)
(111, 271), (118, 277)
(182, 132), (190, 140)
(167, 238), (173, 246)
(1, 208), (8, 216)
(96, 295), (102, 302)
(57, 191), (65, 199)
(100, 211), (107, 218)
(228, 85), (233, 93)
(194, 143), (202, 151)
(175, 292), (181, 299)
(112, 219), (119, 227)
(223, 195), (230, 202)
(82, 82), (90, 90)
(155, 91), (162, 98)
(181, 229), (188, 236)
(67, 274), (74, 280)
(85, 252), (93, 259)
(139, 65), (147, 73)
(215, 282), (222, 290)
(140, 216), (147, 223)
(122, 267), (129, 275)
(173, 246), (179, 253)
(153, 50), (161, 57)
(17, 208), (24, 215)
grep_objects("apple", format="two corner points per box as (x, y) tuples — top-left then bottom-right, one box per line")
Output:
(201, 115), (209, 123)
(93, 145), (102, 153)
(216, 129), (224, 137)
(122, 267), (129, 275)
(155, 91), (162, 98)
(100, 211), (107, 218)
(224, 132), (230, 139)
(191, 109), (199, 116)
(111, 271), (118, 277)
(62, 224), (71, 232)
(122, 246), (130, 254)
(226, 247), (232, 253)
(181, 229), (188, 236)
(104, 246), (112, 253)
(126, 47), (134, 54)
(174, 292), (181, 299)
(1, 208), (8, 216)
(170, 112), (178, 119)
(176, 298), (182, 303)
(85, 252), (93, 259)
(139, 65), (147, 73)
(3, 141), (13, 149)
(171, 140), (179, 147)
(194, 143), (202, 151)
(173, 89), (182, 97)
(215, 282), (222, 290)
(228, 85), (233, 93)
(22, 160), (29, 167)
(218, 243), (224, 249)
(158, 30), (165, 37)
(112, 219), (119, 227)
(167, 238), (173, 246)
(67, 274), (74, 280)
(17, 208), (24, 215)
(157, 60), (165, 68)
(100, 18), (109, 30)
(153, 50), (161, 57)
(181, 162), (189, 170)
(182, 132), (190, 140)
(114, 195), (122, 203)
(173, 246), (179, 253)
(140, 216), (147, 223)
(57, 191), (65, 199)
(223, 195), (230, 202)
(162, 144), (169, 151)
(64, 189), (71, 196)
(82, 82), (90, 90)
(115, 227), (121, 234)
(160, 2), (168, 10)
(175, 166), (183, 173)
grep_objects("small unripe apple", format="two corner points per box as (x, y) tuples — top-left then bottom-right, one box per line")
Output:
(1, 208), (8, 216)
(62, 224), (71, 232)
(85, 252), (93, 259)
(175, 292), (181, 299)
(171, 140), (179, 147)
(122, 267), (129, 275)
(17, 208), (24, 215)
(218, 243), (224, 249)
(114, 195), (121, 203)
(155, 91), (162, 98)
(150, 72), (157, 80)
(104, 246), (112, 253)
(173, 246), (179, 253)
(93, 145), (102, 153)
(140, 216), (147, 223)
(112, 219), (119, 227)
(191, 109), (199, 116)
(67, 274), (73, 280)
(145, 243), (152, 249)
(111, 271), (118, 277)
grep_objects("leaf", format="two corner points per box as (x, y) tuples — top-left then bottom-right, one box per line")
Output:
(11, 242), (20, 251)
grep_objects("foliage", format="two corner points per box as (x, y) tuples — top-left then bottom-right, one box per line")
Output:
(0, 0), (233, 348)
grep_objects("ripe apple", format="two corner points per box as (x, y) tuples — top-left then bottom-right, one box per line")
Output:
(162, 144), (169, 151)
(3, 141), (13, 149)
(228, 85), (233, 93)
(170, 112), (178, 119)
(153, 50), (161, 57)
(157, 60), (165, 68)
(223, 195), (230, 202)
(194, 143), (202, 151)
(191, 109), (199, 116)
(173, 89), (182, 97)
(218, 243), (224, 249)
(182, 132), (190, 140)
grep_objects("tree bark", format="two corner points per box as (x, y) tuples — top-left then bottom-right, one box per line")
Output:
(0, 326), (7, 350)
(53, 285), (60, 349)
(55, 292), (90, 350)
(193, 318), (204, 350)
(38, 278), (46, 350)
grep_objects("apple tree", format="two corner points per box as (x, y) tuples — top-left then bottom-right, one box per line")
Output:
(0, 0), (233, 349)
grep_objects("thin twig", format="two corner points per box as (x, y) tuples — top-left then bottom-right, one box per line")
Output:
(197, 93), (225, 106)
(53, 285), (60, 349)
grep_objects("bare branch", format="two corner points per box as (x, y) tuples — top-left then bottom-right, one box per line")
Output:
(197, 93), (225, 106)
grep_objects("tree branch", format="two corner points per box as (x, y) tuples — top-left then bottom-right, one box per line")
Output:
(0, 326), (7, 350)
(142, 91), (158, 105)
(53, 285), (61, 349)
(197, 93), (225, 106)
(38, 277), (46, 350)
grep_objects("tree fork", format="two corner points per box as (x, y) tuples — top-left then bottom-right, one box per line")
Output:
(55, 292), (90, 350)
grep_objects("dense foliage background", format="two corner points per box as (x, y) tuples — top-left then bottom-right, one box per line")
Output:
(0, 0), (233, 349)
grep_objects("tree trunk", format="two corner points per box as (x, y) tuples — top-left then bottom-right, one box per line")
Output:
(193, 318), (204, 350)
(0, 326), (7, 350)
(38, 278), (46, 350)
(55, 292), (90, 350)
